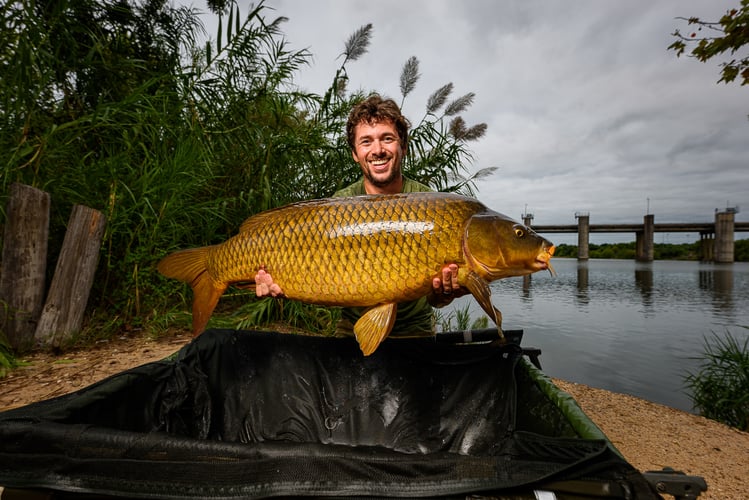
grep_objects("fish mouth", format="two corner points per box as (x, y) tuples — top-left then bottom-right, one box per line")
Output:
(535, 245), (556, 276)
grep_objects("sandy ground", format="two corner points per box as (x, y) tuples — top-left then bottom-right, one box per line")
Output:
(1, 331), (747, 499)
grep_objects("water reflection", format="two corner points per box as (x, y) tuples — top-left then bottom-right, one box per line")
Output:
(698, 266), (733, 295)
(634, 264), (653, 310)
(460, 259), (749, 412)
(575, 262), (589, 305)
(522, 275), (531, 299)
(699, 266), (735, 318)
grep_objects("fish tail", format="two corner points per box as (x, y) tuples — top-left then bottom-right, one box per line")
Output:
(157, 247), (228, 336)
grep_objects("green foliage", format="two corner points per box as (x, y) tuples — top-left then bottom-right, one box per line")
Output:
(0, 334), (17, 377)
(549, 244), (577, 258)
(735, 238), (749, 260)
(0, 0), (493, 357)
(685, 329), (749, 431)
(669, 1), (749, 87)
(435, 304), (489, 332)
(551, 241), (736, 261)
(211, 295), (341, 336)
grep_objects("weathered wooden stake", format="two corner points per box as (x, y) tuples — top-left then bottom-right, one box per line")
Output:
(0, 183), (51, 352)
(34, 204), (106, 348)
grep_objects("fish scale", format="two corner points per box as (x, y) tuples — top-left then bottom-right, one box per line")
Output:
(210, 193), (473, 305)
(158, 192), (555, 355)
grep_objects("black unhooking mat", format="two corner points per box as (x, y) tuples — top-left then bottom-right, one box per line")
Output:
(0, 329), (659, 499)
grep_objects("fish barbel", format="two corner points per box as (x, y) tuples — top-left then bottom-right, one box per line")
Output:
(157, 192), (555, 355)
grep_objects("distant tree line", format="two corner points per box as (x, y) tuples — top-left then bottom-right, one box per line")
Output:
(552, 240), (749, 261)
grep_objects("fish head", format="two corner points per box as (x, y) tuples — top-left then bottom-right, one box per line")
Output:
(464, 212), (555, 281)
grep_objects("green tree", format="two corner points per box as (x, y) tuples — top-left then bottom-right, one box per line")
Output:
(1, 0), (494, 353)
(1, 0), (203, 332)
(669, 1), (749, 87)
(735, 239), (749, 261)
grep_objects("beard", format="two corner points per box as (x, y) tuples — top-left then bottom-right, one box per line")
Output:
(363, 157), (402, 188)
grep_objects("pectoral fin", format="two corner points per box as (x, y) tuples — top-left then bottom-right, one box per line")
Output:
(464, 272), (505, 342)
(353, 303), (397, 356)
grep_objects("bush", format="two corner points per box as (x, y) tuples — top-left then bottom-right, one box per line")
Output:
(685, 329), (749, 431)
(0, 0), (491, 363)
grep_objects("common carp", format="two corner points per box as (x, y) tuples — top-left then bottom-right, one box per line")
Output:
(157, 192), (555, 355)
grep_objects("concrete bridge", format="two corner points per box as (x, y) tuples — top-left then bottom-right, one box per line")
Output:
(524, 208), (746, 263)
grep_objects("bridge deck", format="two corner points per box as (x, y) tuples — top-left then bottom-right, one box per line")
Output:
(531, 222), (749, 234)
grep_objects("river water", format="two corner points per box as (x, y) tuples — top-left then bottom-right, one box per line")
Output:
(441, 258), (749, 412)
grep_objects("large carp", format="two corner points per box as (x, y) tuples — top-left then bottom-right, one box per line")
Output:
(157, 192), (555, 355)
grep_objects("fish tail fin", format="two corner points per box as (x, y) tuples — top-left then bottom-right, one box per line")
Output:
(353, 303), (397, 356)
(157, 247), (227, 336)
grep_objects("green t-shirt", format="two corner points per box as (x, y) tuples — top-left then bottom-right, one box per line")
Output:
(333, 177), (432, 197)
(332, 177), (436, 338)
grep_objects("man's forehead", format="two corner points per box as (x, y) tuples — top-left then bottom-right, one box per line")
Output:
(355, 119), (397, 134)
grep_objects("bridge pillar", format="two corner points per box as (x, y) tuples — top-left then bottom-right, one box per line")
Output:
(636, 214), (654, 261)
(575, 212), (589, 260)
(700, 232), (714, 261)
(714, 209), (735, 263)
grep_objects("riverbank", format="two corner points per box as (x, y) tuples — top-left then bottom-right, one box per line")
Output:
(1, 331), (747, 498)
(553, 379), (748, 499)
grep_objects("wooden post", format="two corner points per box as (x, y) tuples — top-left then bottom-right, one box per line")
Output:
(34, 205), (106, 348)
(0, 183), (51, 352)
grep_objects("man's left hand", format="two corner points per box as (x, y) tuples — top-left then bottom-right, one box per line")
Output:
(429, 263), (467, 307)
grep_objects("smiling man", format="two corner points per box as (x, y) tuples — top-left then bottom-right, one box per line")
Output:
(256, 94), (466, 337)
(336, 95), (418, 195)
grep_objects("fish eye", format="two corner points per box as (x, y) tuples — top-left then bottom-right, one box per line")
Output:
(513, 225), (525, 238)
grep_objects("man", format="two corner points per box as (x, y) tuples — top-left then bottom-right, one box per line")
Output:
(256, 94), (465, 336)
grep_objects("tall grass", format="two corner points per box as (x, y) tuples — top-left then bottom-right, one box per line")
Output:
(1, 0), (492, 360)
(435, 305), (489, 332)
(685, 328), (749, 431)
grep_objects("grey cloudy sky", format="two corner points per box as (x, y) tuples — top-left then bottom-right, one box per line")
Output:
(199, 1), (748, 243)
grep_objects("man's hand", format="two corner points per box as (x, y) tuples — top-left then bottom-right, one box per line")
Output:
(255, 267), (284, 297)
(429, 263), (467, 307)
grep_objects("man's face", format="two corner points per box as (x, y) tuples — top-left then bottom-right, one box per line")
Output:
(351, 119), (406, 192)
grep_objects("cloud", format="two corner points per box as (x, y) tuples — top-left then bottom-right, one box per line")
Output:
(204, 1), (749, 234)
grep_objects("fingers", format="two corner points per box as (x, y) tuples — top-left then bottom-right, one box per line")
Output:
(431, 263), (460, 305)
(255, 267), (284, 297)
(443, 263), (459, 293)
(435, 264), (459, 294)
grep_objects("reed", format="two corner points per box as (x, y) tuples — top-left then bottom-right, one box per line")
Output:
(685, 328), (749, 431)
(0, 0), (492, 360)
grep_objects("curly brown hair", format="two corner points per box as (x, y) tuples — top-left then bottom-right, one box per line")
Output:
(346, 94), (411, 150)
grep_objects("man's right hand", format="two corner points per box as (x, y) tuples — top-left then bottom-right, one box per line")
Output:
(255, 267), (284, 297)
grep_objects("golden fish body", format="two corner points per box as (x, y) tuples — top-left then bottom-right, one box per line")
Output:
(157, 192), (555, 355)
